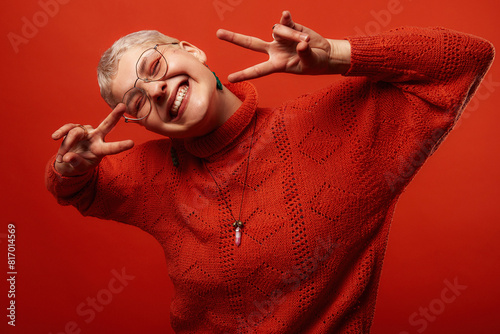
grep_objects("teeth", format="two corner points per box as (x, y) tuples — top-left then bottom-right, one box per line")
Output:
(170, 85), (188, 117)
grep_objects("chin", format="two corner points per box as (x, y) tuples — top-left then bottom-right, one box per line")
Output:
(146, 121), (207, 139)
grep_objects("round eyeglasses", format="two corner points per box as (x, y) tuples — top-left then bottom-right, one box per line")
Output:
(121, 43), (178, 123)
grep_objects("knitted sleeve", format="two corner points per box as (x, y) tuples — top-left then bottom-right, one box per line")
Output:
(283, 27), (494, 196)
(345, 26), (495, 111)
(45, 139), (175, 226)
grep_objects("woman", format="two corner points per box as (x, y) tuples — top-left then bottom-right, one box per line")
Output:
(46, 11), (494, 333)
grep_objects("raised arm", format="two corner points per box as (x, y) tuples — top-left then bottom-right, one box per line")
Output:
(343, 26), (494, 112)
(219, 11), (494, 113)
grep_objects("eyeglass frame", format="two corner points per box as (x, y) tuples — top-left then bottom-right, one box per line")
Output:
(121, 42), (179, 123)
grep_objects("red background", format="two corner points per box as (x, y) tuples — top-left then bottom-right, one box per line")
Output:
(1, 0), (499, 333)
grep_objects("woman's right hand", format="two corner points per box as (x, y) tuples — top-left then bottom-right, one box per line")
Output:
(52, 104), (135, 176)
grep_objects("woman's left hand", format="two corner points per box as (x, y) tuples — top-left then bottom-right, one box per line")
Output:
(217, 10), (351, 82)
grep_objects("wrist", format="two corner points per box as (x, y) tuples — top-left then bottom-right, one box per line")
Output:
(327, 39), (352, 75)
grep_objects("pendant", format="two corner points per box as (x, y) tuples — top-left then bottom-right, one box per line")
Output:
(233, 220), (244, 247)
(235, 227), (242, 247)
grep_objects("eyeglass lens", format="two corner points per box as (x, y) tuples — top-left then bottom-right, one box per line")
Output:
(123, 46), (168, 120)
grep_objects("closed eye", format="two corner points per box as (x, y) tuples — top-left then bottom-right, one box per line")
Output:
(125, 90), (144, 116)
(149, 55), (162, 77)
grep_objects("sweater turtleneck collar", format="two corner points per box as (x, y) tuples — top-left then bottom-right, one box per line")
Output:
(179, 81), (259, 159)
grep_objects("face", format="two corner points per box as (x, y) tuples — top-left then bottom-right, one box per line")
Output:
(111, 42), (225, 138)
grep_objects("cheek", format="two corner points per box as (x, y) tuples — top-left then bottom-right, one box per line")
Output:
(189, 76), (216, 108)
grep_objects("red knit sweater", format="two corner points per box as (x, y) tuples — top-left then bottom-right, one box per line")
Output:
(46, 27), (494, 333)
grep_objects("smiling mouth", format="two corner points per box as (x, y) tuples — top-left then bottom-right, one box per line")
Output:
(170, 82), (189, 119)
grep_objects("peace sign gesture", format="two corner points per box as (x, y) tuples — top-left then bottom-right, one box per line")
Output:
(52, 104), (134, 176)
(217, 10), (351, 82)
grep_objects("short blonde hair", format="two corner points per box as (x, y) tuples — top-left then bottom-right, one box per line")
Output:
(97, 30), (179, 108)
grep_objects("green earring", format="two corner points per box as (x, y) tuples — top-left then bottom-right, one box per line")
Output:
(212, 71), (223, 90)
(205, 64), (223, 90)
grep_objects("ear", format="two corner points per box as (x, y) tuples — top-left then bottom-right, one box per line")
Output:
(179, 41), (207, 63)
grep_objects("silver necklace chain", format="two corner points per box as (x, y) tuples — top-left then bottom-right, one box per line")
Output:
(203, 114), (258, 246)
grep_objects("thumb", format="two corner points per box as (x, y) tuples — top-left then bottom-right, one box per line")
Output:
(98, 139), (135, 157)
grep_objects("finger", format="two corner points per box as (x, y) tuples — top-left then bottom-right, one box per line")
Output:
(228, 61), (277, 83)
(95, 103), (127, 136)
(296, 41), (324, 72)
(56, 151), (97, 176)
(60, 151), (85, 167)
(52, 123), (88, 140)
(297, 41), (315, 64)
(280, 10), (294, 27)
(279, 10), (306, 33)
(55, 126), (88, 162)
(217, 29), (268, 53)
(97, 140), (135, 156)
(273, 24), (309, 43)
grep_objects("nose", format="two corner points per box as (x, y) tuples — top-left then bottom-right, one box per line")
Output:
(144, 80), (167, 103)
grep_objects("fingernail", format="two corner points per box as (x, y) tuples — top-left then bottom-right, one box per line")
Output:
(56, 154), (62, 163)
(300, 34), (309, 41)
(272, 24), (277, 30)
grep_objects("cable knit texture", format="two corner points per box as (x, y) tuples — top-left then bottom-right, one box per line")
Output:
(46, 27), (494, 333)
